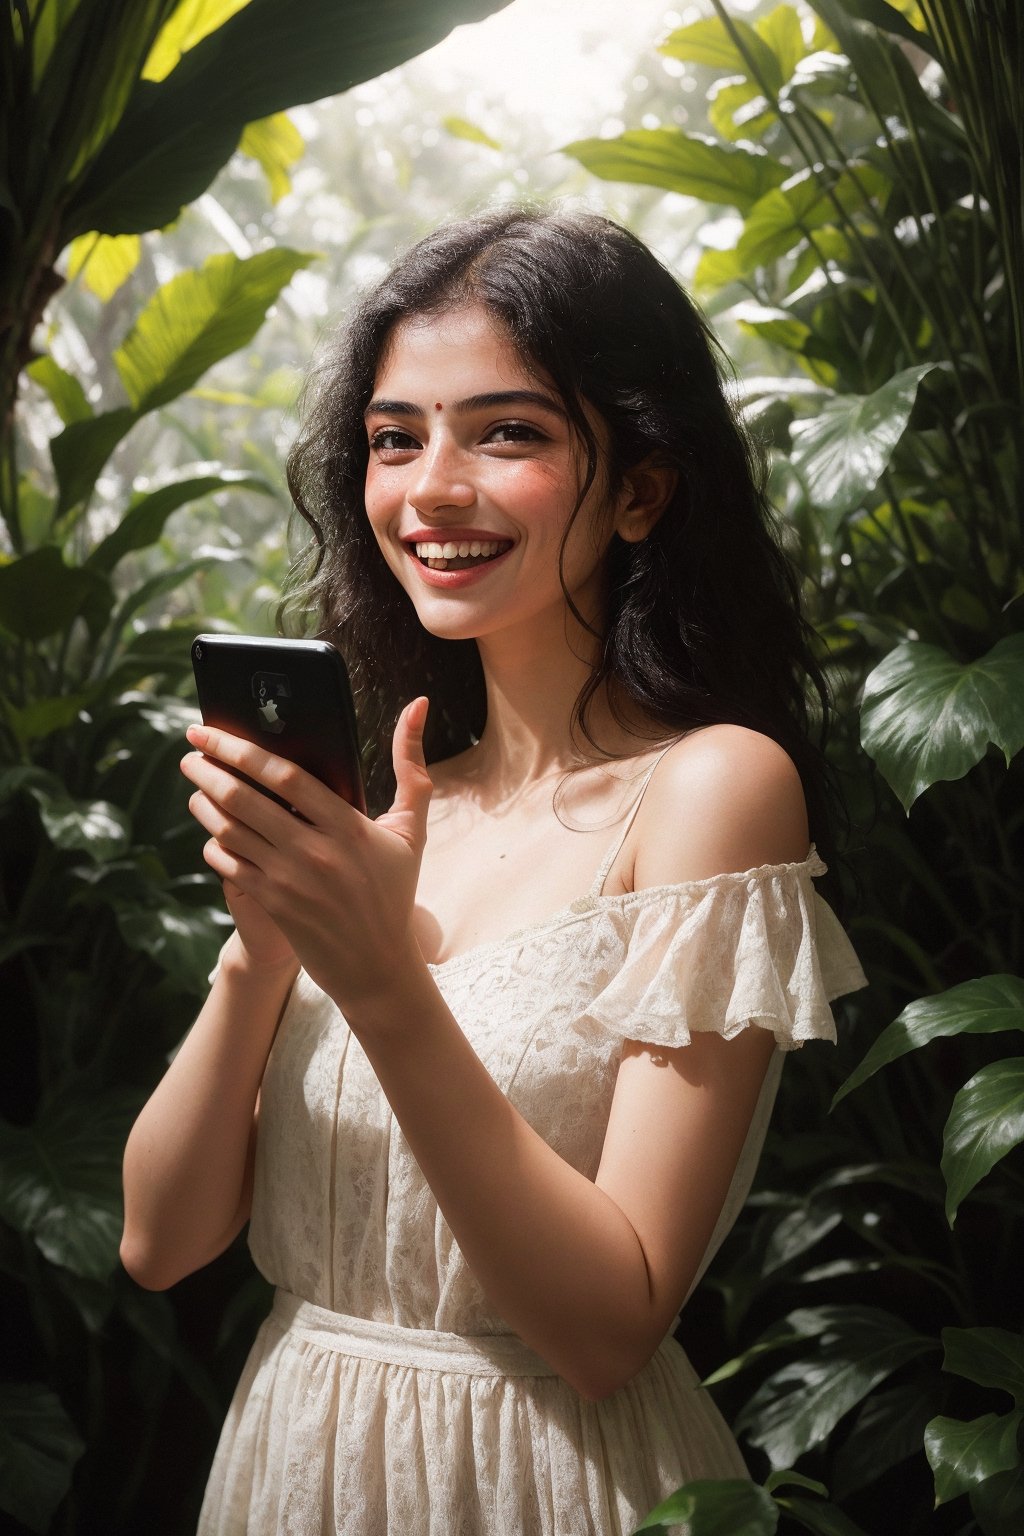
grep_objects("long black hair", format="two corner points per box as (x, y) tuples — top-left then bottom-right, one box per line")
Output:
(285, 206), (838, 866)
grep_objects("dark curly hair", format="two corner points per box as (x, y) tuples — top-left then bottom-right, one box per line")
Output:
(284, 206), (837, 867)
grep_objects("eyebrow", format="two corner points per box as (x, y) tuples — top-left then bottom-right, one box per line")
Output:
(364, 389), (565, 419)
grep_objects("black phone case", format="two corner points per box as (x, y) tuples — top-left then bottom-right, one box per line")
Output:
(191, 635), (366, 814)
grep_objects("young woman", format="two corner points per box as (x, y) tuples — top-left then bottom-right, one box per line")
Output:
(121, 208), (866, 1535)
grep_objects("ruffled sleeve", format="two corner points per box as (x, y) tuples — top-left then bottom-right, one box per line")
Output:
(583, 848), (866, 1052)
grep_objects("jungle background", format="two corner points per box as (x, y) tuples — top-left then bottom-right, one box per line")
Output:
(1, 1), (1022, 1532)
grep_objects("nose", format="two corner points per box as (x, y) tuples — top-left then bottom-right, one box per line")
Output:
(407, 434), (475, 515)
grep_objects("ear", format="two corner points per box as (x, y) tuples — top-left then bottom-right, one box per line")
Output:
(614, 459), (677, 544)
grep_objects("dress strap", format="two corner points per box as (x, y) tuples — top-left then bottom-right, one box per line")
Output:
(587, 742), (677, 898)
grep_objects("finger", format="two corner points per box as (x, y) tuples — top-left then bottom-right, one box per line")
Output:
(184, 725), (340, 827)
(386, 698), (432, 845)
(186, 787), (274, 866)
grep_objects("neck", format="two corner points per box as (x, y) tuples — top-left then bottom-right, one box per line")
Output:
(468, 606), (650, 793)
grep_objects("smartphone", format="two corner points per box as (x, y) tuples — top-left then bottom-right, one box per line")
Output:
(191, 634), (366, 815)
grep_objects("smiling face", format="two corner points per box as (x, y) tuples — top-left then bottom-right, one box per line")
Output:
(362, 304), (626, 651)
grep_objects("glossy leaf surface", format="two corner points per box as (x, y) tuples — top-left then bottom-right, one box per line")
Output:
(0, 1090), (141, 1278)
(634, 1478), (778, 1534)
(941, 1327), (1024, 1404)
(788, 364), (935, 524)
(925, 1411), (1023, 1506)
(833, 976), (1024, 1105)
(942, 1061), (1024, 1225)
(860, 635), (1024, 811)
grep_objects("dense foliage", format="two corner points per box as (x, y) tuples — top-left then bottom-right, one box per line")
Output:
(0, 2), (512, 1531)
(1, 1), (1021, 1533)
(561, 2), (1023, 1532)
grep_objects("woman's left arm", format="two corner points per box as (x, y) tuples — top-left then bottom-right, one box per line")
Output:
(181, 708), (806, 1401)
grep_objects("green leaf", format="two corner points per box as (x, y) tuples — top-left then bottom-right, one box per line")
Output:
(810, 0), (937, 62)
(788, 363), (934, 525)
(941, 1328), (1024, 1405)
(0, 546), (113, 640)
(755, 4), (807, 84)
(0, 1382), (84, 1535)
(831, 1384), (936, 1498)
(735, 1306), (936, 1467)
(27, 785), (131, 862)
(26, 355), (92, 424)
(561, 131), (787, 214)
(238, 110), (305, 202)
(860, 635), (1024, 812)
(0, 1089), (141, 1279)
(634, 1478), (778, 1534)
(708, 79), (774, 143)
(925, 1411), (1023, 1506)
(764, 1471), (829, 1497)
(775, 1496), (873, 1536)
(66, 230), (143, 300)
(659, 17), (783, 93)
(117, 900), (233, 993)
(50, 406), (138, 520)
(442, 115), (501, 150)
(87, 471), (273, 573)
(971, 1461), (1024, 1536)
(64, 0), (515, 237)
(110, 548), (243, 633)
(942, 1060), (1024, 1226)
(113, 248), (313, 413)
(736, 162), (890, 271)
(833, 976), (1024, 1106)
(4, 693), (92, 750)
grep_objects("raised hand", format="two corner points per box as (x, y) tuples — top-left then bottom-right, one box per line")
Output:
(180, 697), (433, 1013)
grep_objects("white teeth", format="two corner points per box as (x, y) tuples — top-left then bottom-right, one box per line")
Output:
(413, 539), (506, 559)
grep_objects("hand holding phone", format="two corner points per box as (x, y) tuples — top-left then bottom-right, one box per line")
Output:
(191, 634), (366, 814)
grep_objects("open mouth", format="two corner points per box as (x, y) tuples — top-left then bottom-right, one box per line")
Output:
(412, 539), (513, 572)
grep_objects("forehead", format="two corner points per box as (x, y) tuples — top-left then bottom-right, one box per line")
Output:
(374, 304), (539, 393)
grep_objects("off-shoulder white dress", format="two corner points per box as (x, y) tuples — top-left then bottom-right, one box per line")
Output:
(198, 765), (866, 1536)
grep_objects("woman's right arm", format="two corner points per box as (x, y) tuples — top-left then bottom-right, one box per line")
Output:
(120, 928), (297, 1291)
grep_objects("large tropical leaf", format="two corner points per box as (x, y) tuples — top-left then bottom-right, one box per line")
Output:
(941, 1327), (1024, 1405)
(634, 1479), (779, 1535)
(787, 364), (935, 526)
(925, 1412), (1023, 1506)
(942, 1060), (1024, 1226)
(27, 785), (131, 862)
(658, 16), (784, 92)
(0, 1089), (141, 1279)
(63, 0), (514, 237)
(832, 975), (1024, 1106)
(860, 634), (1024, 811)
(734, 1306), (936, 1467)
(560, 131), (787, 214)
(0, 1383), (84, 1535)
(113, 247), (312, 413)
(0, 546), (112, 639)
(971, 1461), (1024, 1536)
(87, 470), (273, 572)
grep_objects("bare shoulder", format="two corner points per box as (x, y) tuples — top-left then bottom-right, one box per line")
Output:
(632, 724), (810, 889)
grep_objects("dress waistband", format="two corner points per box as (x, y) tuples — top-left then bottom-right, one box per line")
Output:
(271, 1289), (559, 1378)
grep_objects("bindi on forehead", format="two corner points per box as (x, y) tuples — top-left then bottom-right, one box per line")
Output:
(434, 402), (443, 411)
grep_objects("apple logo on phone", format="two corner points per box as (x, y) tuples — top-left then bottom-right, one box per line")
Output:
(252, 671), (289, 735)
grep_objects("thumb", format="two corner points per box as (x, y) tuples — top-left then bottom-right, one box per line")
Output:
(387, 697), (432, 842)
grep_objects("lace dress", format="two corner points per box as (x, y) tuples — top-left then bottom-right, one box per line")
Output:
(197, 769), (866, 1536)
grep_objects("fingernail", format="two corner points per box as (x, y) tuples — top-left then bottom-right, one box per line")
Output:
(186, 725), (206, 746)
